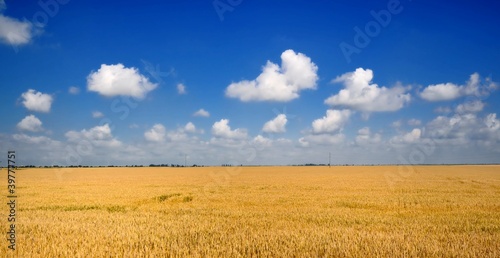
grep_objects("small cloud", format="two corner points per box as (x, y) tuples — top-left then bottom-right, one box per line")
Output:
(312, 109), (351, 134)
(92, 111), (104, 118)
(355, 127), (382, 145)
(0, 2), (38, 46)
(391, 128), (421, 144)
(87, 63), (158, 99)
(144, 124), (166, 142)
(68, 86), (80, 95)
(225, 49), (318, 102)
(184, 122), (196, 133)
(21, 89), (53, 113)
(262, 114), (287, 133)
(17, 114), (43, 132)
(407, 119), (422, 126)
(193, 108), (210, 117)
(434, 106), (452, 114)
(391, 120), (402, 128)
(419, 83), (461, 101)
(211, 119), (247, 139)
(177, 83), (187, 95)
(129, 123), (139, 129)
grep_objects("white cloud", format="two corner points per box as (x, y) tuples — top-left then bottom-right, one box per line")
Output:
(408, 119), (422, 126)
(420, 73), (497, 101)
(312, 109), (351, 134)
(87, 64), (158, 99)
(253, 135), (272, 146)
(391, 120), (402, 128)
(355, 127), (382, 145)
(65, 124), (121, 148)
(21, 89), (53, 113)
(425, 114), (478, 142)
(211, 119), (247, 139)
(391, 128), (421, 144)
(0, 11), (35, 46)
(225, 49), (318, 102)
(325, 68), (411, 112)
(434, 106), (452, 114)
(177, 83), (187, 95)
(193, 108), (210, 117)
(419, 83), (461, 101)
(68, 86), (80, 95)
(184, 122), (196, 133)
(262, 114), (287, 133)
(456, 100), (484, 114)
(299, 133), (346, 147)
(485, 113), (500, 132)
(13, 134), (59, 145)
(17, 115), (43, 132)
(144, 124), (166, 142)
(92, 111), (104, 118)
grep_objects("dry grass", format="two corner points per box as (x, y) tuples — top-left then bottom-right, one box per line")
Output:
(1, 165), (499, 257)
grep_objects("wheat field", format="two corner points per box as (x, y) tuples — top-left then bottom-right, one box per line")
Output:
(1, 165), (499, 257)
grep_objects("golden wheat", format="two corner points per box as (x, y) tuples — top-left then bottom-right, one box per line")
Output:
(1, 166), (499, 257)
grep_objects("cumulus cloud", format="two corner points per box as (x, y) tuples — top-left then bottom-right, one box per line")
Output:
(21, 89), (53, 113)
(312, 109), (351, 134)
(0, 3), (36, 46)
(419, 83), (461, 101)
(325, 68), (411, 112)
(417, 112), (500, 152)
(225, 49), (318, 102)
(87, 64), (158, 99)
(262, 114), (287, 133)
(17, 114), (43, 132)
(193, 108), (210, 117)
(144, 124), (166, 142)
(424, 113), (485, 145)
(68, 86), (80, 95)
(420, 73), (497, 101)
(177, 83), (187, 95)
(211, 119), (247, 139)
(65, 124), (121, 147)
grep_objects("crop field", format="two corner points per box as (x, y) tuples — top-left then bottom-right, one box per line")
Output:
(1, 165), (500, 257)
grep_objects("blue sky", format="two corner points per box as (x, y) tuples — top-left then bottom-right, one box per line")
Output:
(1, 0), (499, 166)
